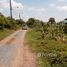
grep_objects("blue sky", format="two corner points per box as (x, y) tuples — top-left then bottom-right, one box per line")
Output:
(0, 0), (67, 21)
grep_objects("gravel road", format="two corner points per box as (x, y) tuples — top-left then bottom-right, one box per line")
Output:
(0, 30), (36, 67)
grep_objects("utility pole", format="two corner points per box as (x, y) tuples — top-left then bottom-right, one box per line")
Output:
(19, 13), (21, 20)
(10, 0), (12, 21)
(17, 7), (21, 20)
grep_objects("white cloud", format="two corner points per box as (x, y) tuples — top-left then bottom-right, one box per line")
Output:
(28, 7), (46, 12)
(49, 4), (55, 7)
(58, 0), (65, 2)
(0, 8), (3, 11)
(56, 6), (67, 11)
(36, 8), (46, 12)
(0, 0), (9, 8)
(28, 7), (35, 11)
(27, 7), (46, 16)
(11, 0), (23, 9)
(0, 0), (23, 9)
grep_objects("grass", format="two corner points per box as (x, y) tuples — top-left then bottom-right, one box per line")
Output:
(0, 29), (14, 40)
(26, 29), (67, 67)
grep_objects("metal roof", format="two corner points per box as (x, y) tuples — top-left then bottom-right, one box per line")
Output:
(64, 20), (67, 23)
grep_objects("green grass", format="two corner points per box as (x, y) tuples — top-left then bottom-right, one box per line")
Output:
(0, 29), (14, 40)
(26, 29), (67, 67)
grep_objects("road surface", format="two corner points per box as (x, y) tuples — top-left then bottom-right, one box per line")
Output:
(0, 30), (36, 67)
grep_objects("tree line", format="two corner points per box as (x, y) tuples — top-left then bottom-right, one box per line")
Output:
(0, 12), (25, 30)
(26, 17), (67, 67)
(27, 17), (67, 42)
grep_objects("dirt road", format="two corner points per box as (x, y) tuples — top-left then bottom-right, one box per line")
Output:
(0, 30), (36, 67)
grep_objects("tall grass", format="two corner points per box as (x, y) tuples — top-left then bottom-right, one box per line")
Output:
(26, 29), (67, 67)
(0, 29), (14, 40)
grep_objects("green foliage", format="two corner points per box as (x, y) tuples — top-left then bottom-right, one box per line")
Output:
(0, 29), (14, 40)
(27, 18), (37, 28)
(0, 12), (25, 40)
(16, 19), (25, 26)
(0, 13), (24, 30)
(48, 17), (56, 25)
(26, 19), (67, 67)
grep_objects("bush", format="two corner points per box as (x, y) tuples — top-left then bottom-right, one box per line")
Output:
(26, 20), (67, 67)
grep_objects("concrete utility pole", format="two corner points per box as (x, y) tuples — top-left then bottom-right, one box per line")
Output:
(16, 7), (21, 20)
(10, 0), (12, 20)
(19, 13), (21, 20)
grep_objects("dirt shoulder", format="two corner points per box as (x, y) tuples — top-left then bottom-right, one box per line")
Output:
(23, 39), (37, 67)
(13, 30), (37, 67)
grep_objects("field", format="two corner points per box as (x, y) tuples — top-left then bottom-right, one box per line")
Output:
(26, 28), (67, 67)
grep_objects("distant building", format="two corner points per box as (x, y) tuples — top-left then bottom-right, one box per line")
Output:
(64, 19), (67, 24)
(64, 19), (67, 33)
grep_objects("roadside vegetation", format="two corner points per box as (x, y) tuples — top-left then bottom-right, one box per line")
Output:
(26, 18), (67, 67)
(0, 29), (14, 40)
(0, 12), (24, 40)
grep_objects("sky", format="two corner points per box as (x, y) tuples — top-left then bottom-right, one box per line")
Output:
(0, 0), (67, 22)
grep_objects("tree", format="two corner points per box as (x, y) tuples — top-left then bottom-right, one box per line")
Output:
(27, 18), (36, 28)
(0, 14), (5, 29)
(48, 17), (56, 25)
(16, 19), (25, 26)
